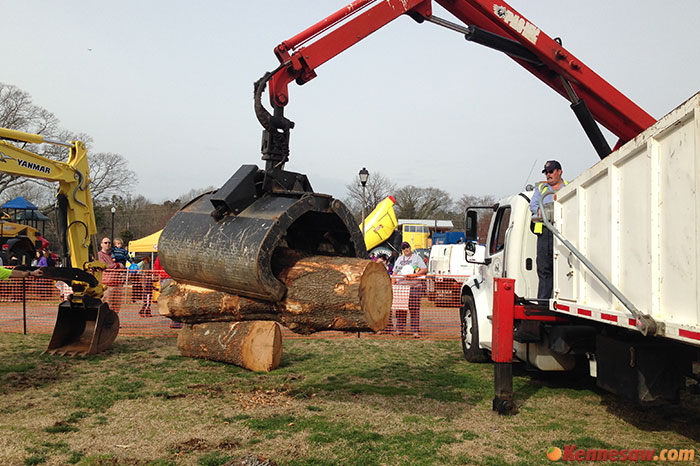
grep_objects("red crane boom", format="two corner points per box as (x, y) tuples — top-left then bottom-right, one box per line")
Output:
(263, 0), (655, 157)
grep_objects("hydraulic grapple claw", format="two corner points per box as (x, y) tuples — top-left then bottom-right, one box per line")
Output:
(159, 168), (364, 302)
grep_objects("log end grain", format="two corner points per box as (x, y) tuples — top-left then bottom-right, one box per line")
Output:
(243, 320), (283, 372)
(358, 261), (392, 331)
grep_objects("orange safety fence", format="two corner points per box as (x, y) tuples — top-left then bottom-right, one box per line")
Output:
(0, 269), (469, 340)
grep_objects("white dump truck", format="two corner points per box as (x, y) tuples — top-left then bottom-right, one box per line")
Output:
(462, 93), (700, 407)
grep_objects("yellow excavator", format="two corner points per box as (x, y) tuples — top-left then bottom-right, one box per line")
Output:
(0, 218), (43, 266)
(0, 127), (119, 355)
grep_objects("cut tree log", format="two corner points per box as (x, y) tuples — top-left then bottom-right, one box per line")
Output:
(158, 254), (392, 334)
(178, 320), (282, 372)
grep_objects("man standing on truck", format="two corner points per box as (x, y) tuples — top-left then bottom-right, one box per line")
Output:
(530, 160), (567, 301)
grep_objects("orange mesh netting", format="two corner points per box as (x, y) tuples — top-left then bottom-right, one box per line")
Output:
(0, 269), (469, 340)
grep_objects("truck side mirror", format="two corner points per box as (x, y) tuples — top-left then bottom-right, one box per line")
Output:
(465, 241), (476, 256)
(465, 210), (478, 242)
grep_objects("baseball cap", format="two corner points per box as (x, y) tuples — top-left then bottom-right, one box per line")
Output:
(401, 241), (411, 249)
(542, 160), (562, 173)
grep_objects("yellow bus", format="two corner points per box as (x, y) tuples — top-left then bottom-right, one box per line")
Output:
(401, 223), (430, 250)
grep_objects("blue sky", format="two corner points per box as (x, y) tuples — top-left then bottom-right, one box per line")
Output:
(3, 0), (699, 204)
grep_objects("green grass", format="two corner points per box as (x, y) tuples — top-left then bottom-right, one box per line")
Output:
(44, 423), (79, 433)
(243, 410), (458, 464)
(67, 451), (84, 464)
(23, 454), (46, 465)
(0, 333), (699, 466)
(0, 361), (36, 374)
(197, 451), (232, 466)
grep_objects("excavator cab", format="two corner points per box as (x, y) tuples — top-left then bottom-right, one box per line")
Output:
(159, 76), (365, 298)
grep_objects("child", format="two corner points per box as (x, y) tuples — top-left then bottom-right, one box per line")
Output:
(111, 238), (130, 266)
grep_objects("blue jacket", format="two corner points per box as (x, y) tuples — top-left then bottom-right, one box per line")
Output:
(111, 246), (130, 265)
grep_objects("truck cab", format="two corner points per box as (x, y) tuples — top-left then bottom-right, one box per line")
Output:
(460, 190), (576, 371)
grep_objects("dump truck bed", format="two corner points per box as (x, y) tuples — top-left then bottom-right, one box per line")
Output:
(553, 93), (700, 346)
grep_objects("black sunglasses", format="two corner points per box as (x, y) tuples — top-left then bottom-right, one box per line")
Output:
(544, 169), (556, 174)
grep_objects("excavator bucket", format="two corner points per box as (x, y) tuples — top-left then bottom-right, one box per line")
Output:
(46, 299), (120, 356)
(159, 166), (365, 301)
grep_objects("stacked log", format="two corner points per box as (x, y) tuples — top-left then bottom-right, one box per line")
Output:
(178, 321), (282, 372)
(159, 254), (392, 334)
(160, 252), (392, 371)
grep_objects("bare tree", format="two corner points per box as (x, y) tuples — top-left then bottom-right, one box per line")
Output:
(344, 172), (396, 219)
(454, 194), (497, 217)
(394, 185), (453, 219)
(177, 186), (217, 205)
(106, 194), (152, 241)
(0, 83), (59, 135)
(453, 193), (497, 241)
(87, 151), (137, 202)
(0, 83), (62, 195)
(0, 83), (137, 206)
(0, 182), (53, 207)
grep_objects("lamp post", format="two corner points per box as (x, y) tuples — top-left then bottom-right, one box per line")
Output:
(359, 167), (369, 253)
(110, 206), (116, 240)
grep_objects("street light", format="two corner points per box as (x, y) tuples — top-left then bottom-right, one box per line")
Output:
(110, 206), (116, 240)
(359, 167), (369, 254)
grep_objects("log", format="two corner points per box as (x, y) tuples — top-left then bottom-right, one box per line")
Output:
(158, 255), (392, 334)
(178, 321), (282, 372)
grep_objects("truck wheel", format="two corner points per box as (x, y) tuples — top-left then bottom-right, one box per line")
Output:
(460, 294), (489, 363)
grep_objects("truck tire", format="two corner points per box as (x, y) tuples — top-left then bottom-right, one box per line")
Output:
(460, 294), (489, 363)
(6, 237), (36, 266)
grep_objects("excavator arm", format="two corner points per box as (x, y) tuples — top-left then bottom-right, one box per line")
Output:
(0, 127), (118, 355)
(0, 127), (96, 268)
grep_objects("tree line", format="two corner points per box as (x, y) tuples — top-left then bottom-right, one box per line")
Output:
(343, 172), (495, 235)
(1, 83), (495, 249)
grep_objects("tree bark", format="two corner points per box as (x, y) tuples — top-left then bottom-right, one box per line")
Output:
(178, 321), (282, 372)
(158, 255), (392, 334)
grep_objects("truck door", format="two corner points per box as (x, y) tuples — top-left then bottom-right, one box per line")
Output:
(488, 205), (512, 277)
(477, 205), (512, 305)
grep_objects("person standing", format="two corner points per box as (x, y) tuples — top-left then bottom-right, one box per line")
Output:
(37, 250), (49, 267)
(530, 160), (568, 301)
(136, 256), (151, 270)
(98, 237), (125, 314)
(391, 242), (428, 337)
(135, 256), (153, 317)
